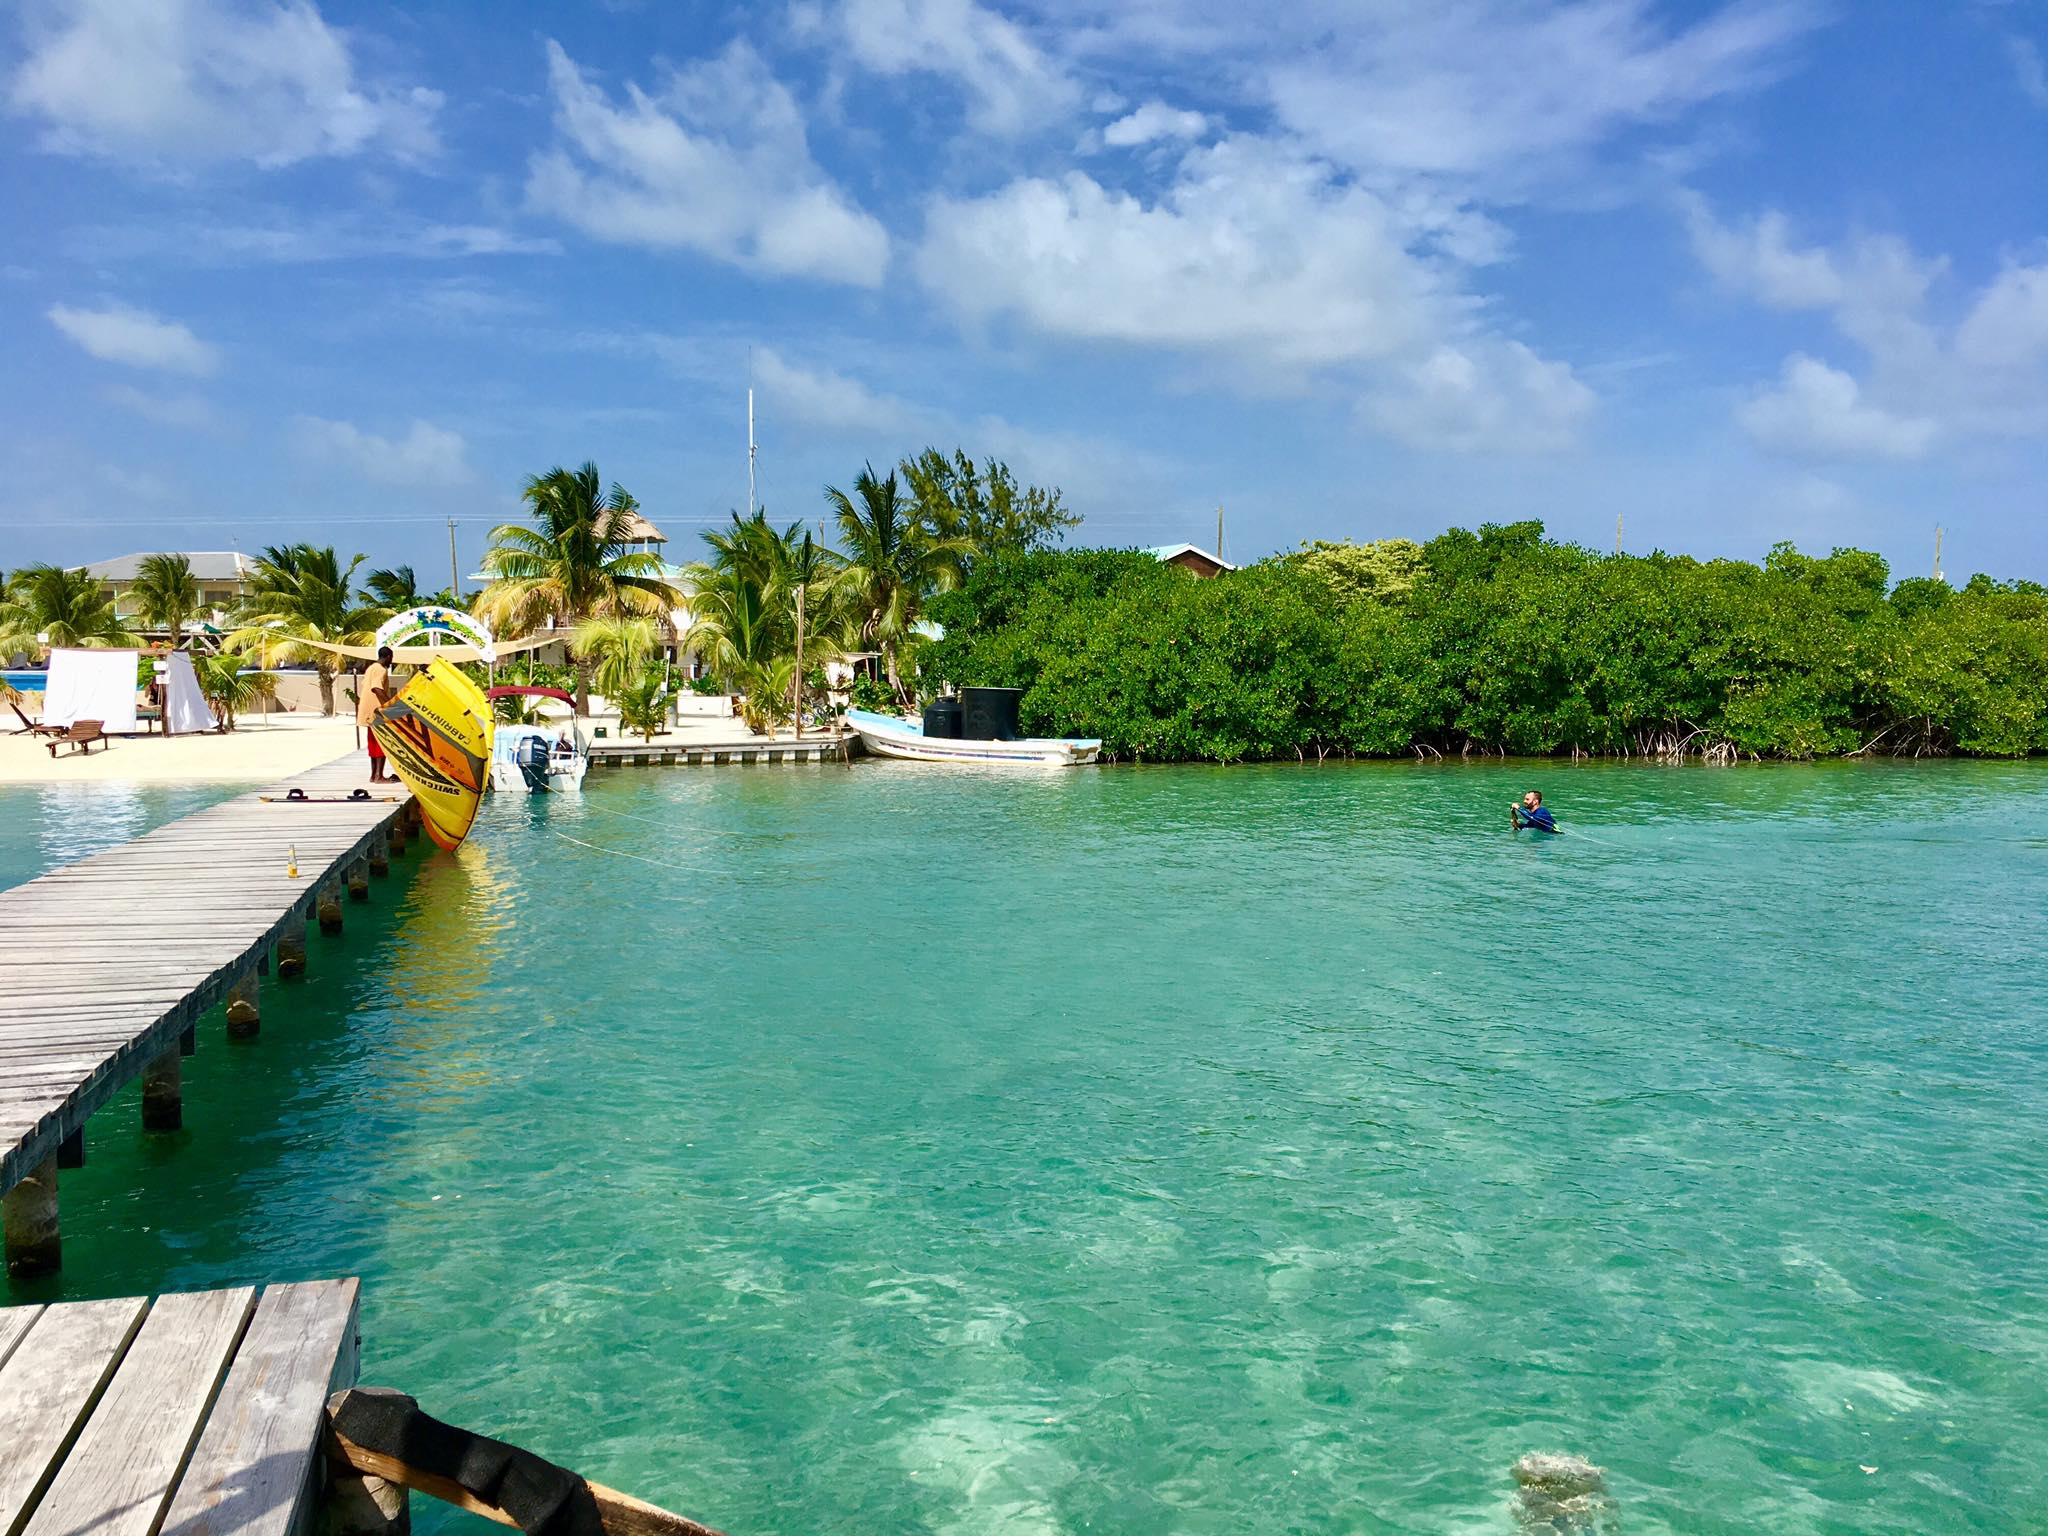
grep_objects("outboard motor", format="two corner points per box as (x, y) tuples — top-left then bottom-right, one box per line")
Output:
(513, 733), (550, 793)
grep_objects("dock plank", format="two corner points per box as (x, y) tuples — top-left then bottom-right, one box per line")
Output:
(0, 1295), (150, 1534)
(22, 1287), (258, 1536)
(160, 1280), (361, 1536)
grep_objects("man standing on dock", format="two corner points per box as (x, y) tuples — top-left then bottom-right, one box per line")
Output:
(359, 646), (396, 784)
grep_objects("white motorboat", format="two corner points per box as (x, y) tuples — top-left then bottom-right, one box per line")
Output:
(486, 687), (589, 792)
(845, 707), (1101, 766)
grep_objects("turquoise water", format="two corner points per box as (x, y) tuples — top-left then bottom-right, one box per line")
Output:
(0, 782), (244, 893)
(6, 762), (2047, 1534)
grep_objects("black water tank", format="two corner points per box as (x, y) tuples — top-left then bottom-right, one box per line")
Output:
(960, 686), (1023, 741)
(923, 698), (964, 739)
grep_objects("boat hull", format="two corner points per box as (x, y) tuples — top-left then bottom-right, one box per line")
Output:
(846, 708), (1100, 766)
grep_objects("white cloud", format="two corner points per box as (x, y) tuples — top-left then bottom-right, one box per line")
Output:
(10, 0), (440, 168)
(817, 0), (1079, 136)
(105, 384), (221, 430)
(2009, 36), (2048, 109)
(753, 348), (920, 435)
(526, 40), (887, 287)
(48, 302), (218, 374)
(71, 218), (558, 266)
(918, 134), (1590, 452)
(1023, 0), (1818, 191)
(1689, 196), (2048, 453)
(1101, 100), (1207, 147)
(1365, 338), (1594, 453)
(1738, 355), (1936, 461)
(294, 417), (471, 486)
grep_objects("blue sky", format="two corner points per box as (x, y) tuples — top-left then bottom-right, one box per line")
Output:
(4, 0), (2046, 581)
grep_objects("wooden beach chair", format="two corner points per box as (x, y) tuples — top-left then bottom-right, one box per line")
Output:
(10, 700), (59, 736)
(46, 719), (106, 757)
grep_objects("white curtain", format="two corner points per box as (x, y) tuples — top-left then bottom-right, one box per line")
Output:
(163, 651), (218, 734)
(42, 648), (139, 732)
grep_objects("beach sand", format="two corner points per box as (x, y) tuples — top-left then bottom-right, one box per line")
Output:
(0, 714), (367, 785)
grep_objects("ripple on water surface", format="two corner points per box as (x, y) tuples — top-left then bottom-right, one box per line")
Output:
(10, 759), (2048, 1536)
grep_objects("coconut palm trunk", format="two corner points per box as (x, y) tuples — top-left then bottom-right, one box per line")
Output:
(792, 581), (807, 739)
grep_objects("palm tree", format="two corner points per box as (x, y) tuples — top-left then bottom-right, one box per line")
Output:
(132, 554), (200, 648)
(475, 462), (679, 713)
(568, 615), (659, 705)
(365, 565), (423, 611)
(826, 465), (972, 705)
(0, 565), (138, 657)
(196, 654), (275, 731)
(610, 667), (675, 743)
(224, 545), (389, 716)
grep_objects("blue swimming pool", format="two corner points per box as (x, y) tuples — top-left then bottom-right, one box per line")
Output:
(4, 670), (48, 692)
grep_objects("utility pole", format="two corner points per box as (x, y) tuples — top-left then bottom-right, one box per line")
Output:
(1216, 504), (1225, 561)
(1933, 525), (1944, 582)
(447, 518), (460, 601)
(1615, 514), (1623, 556)
(748, 386), (757, 518)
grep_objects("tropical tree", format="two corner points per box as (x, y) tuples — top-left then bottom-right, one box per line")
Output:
(196, 653), (276, 731)
(475, 462), (679, 713)
(0, 564), (138, 657)
(133, 553), (201, 648)
(827, 465), (972, 704)
(900, 448), (1079, 561)
(365, 565), (423, 611)
(568, 615), (660, 705)
(224, 545), (388, 716)
(611, 666), (676, 742)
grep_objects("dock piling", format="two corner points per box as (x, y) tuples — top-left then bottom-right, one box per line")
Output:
(347, 860), (370, 901)
(142, 1047), (183, 1131)
(57, 1127), (84, 1169)
(368, 842), (390, 877)
(4, 1155), (60, 1276)
(323, 1469), (411, 1536)
(279, 919), (309, 979)
(180, 1023), (198, 1056)
(318, 879), (345, 934)
(226, 970), (261, 1040)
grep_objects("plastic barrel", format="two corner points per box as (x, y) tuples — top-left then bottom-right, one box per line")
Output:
(961, 687), (1023, 741)
(922, 698), (964, 739)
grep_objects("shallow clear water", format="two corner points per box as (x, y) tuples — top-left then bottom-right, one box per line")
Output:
(0, 781), (243, 893)
(7, 762), (2047, 1535)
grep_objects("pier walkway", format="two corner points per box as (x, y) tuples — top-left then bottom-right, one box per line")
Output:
(0, 752), (417, 1274)
(588, 734), (851, 768)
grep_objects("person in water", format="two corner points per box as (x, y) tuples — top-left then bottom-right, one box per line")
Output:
(1511, 790), (1558, 833)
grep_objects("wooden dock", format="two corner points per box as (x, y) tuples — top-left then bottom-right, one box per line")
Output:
(0, 753), (418, 1275)
(0, 1278), (361, 1536)
(587, 735), (853, 768)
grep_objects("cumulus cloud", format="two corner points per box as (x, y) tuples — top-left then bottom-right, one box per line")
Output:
(10, 0), (440, 167)
(1688, 196), (2048, 455)
(294, 417), (471, 486)
(526, 40), (888, 287)
(1737, 355), (1936, 461)
(1101, 100), (1207, 147)
(812, 0), (1079, 136)
(752, 348), (921, 435)
(105, 383), (221, 430)
(2009, 36), (2048, 109)
(918, 135), (1590, 452)
(48, 302), (217, 374)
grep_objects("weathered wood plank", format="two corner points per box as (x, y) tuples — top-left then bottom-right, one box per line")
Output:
(22, 1288), (258, 1536)
(160, 1281), (361, 1536)
(0, 1295), (150, 1534)
(0, 1303), (43, 1372)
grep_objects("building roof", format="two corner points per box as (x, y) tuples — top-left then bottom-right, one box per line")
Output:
(82, 551), (257, 583)
(619, 512), (666, 543)
(1147, 543), (1239, 573)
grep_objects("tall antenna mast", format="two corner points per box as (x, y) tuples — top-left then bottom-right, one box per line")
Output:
(1933, 525), (1944, 582)
(747, 386), (757, 518)
(1615, 514), (1623, 556)
(1216, 503), (1224, 561)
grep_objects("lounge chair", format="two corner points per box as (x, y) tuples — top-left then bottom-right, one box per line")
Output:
(46, 720), (106, 758)
(10, 702), (59, 737)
